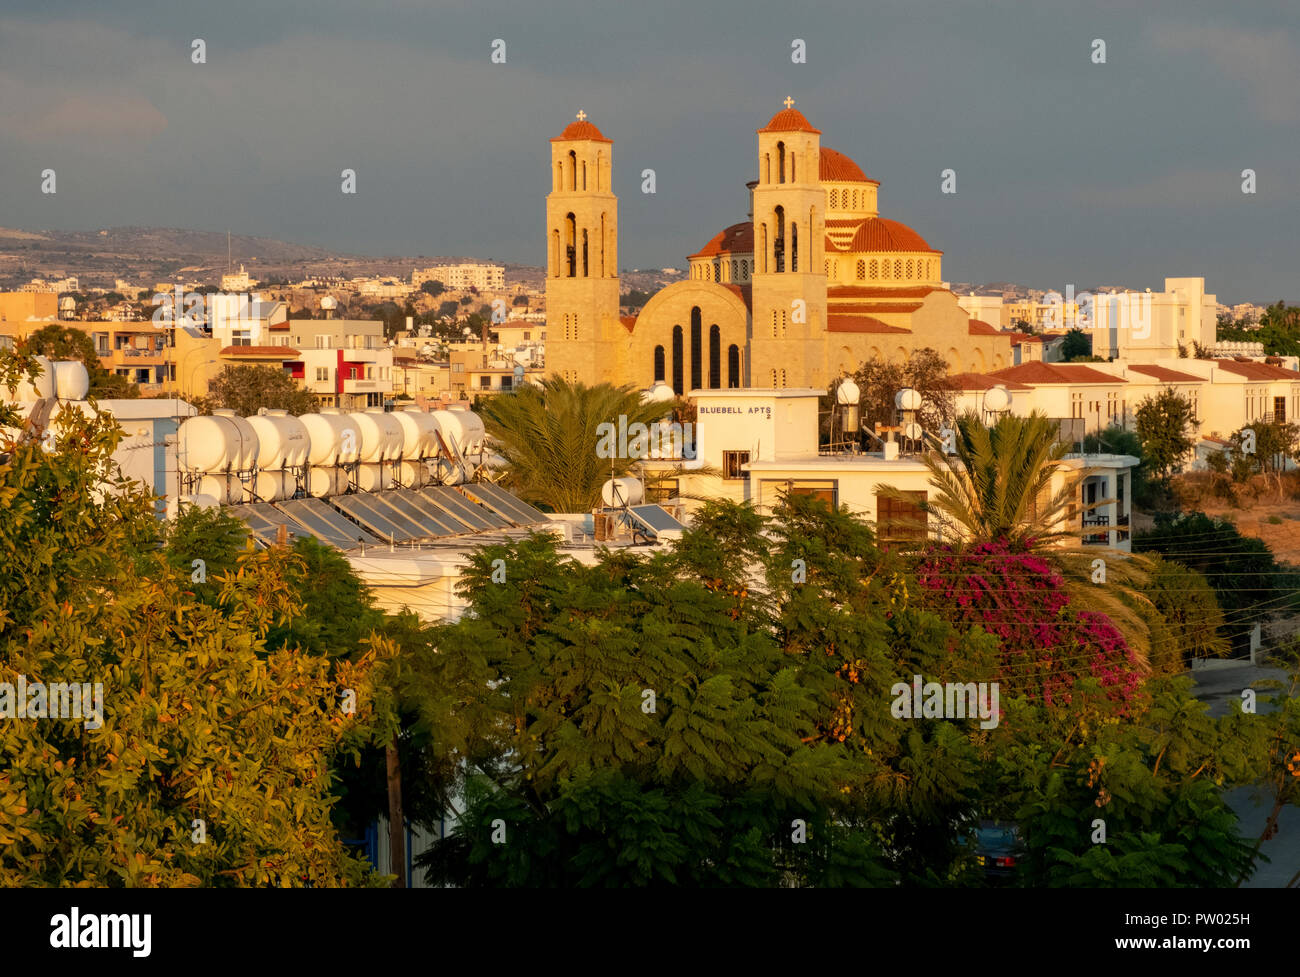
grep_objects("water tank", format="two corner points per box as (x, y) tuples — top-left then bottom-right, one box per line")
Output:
(53, 361), (90, 401)
(306, 466), (348, 498)
(246, 411), (310, 469)
(602, 476), (643, 507)
(434, 409), (486, 457)
(252, 469), (292, 502)
(197, 473), (243, 505)
(13, 355), (54, 401)
(392, 408), (440, 459)
(397, 460), (427, 488)
(212, 410), (259, 470)
(646, 383), (675, 403)
(355, 462), (389, 493)
(178, 415), (240, 472)
(983, 385), (1011, 413)
(836, 378), (860, 405)
(348, 410), (404, 463)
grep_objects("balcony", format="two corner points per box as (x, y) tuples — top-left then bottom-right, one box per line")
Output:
(342, 378), (383, 393)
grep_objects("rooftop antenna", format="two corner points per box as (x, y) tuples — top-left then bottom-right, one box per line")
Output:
(227, 230), (232, 275)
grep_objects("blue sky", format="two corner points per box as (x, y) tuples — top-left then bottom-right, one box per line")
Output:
(1, 0), (1296, 303)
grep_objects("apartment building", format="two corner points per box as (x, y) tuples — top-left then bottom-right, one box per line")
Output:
(411, 263), (505, 292)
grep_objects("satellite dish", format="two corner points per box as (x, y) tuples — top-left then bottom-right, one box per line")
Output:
(836, 378), (860, 405)
(902, 422), (923, 441)
(513, 365), (525, 379)
(646, 383), (675, 403)
(895, 387), (923, 411)
(320, 296), (338, 310)
(983, 385), (1011, 413)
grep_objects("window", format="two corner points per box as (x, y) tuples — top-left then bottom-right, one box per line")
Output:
(876, 491), (928, 544)
(856, 260), (866, 281)
(671, 325), (684, 395)
(1070, 391), (1083, 419)
(690, 307), (703, 390)
(727, 344), (741, 388)
(869, 260), (878, 281)
(1275, 396), (1287, 422)
(452, 362), (464, 373)
(764, 479), (837, 508)
(723, 450), (750, 480)
(479, 376), (492, 389)
(709, 324), (721, 389)
(315, 367), (329, 382)
(654, 345), (665, 383)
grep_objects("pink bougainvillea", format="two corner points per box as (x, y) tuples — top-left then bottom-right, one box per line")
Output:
(915, 539), (1142, 711)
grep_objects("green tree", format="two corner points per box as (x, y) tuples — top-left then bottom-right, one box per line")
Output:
(1141, 556), (1231, 670)
(24, 325), (139, 399)
(436, 300), (460, 320)
(420, 280), (445, 297)
(1060, 328), (1091, 361)
(838, 348), (955, 447)
(480, 376), (667, 511)
(0, 380), (384, 886)
(1134, 389), (1197, 481)
(202, 364), (315, 416)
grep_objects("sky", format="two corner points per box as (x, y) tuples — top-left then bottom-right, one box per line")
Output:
(1, 0), (1296, 304)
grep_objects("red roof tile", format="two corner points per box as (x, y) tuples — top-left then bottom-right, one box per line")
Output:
(1005, 331), (1042, 344)
(835, 218), (938, 253)
(967, 319), (1000, 335)
(758, 107), (821, 134)
(620, 315), (637, 333)
(943, 372), (1032, 391)
(1214, 359), (1300, 381)
(1127, 364), (1204, 383)
(551, 119), (611, 143)
(689, 222), (754, 259)
(828, 286), (940, 299)
(819, 146), (875, 183)
(825, 315), (911, 334)
(989, 362), (1125, 385)
(721, 284), (752, 310)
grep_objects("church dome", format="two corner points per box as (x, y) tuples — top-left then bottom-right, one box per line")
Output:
(552, 118), (612, 143)
(848, 217), (937, 253)
(758, 107), (821, 134)
(690, 221), (754, 258)
(819, 146), (873, 183)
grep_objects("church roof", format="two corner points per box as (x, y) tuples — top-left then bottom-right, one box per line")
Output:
(844, 218), (938, 253)
(989, 363), (1125, 385)
(551, 119), (612, 143)
(759, 107), (821, 134)
(620, 315), (637, 333)
(967, 319), (1001, 335)
(819, 146), (874, 183)
(689, 222), (754, 259)
(826, 315), (911, 334)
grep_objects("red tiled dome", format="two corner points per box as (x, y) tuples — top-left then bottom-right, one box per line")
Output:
(690, 222), (755, 258)
(848, 217), (937, 253)
(552, 119), (611, 143)
(819, 146), (872, 183)
(758, 107), (821, 134)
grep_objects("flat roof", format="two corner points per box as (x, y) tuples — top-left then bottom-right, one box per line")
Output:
(690, 388), (826, 398)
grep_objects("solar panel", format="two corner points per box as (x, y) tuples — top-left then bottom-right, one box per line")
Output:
(421, 486), (508, 531)
(459, 482), (549, 526)
(229, 503), (310, 546)
(374, 490), (462, 537)
(628, 504), (687, 536)
(278, 498), (382, 550)
(329, 494), (421, 542)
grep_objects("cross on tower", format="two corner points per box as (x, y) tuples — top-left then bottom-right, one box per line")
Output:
(783, 96), (795, 109)
(576, 110), (587, 121)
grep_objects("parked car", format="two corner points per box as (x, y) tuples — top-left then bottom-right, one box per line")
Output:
(969, 820), (1023, 882)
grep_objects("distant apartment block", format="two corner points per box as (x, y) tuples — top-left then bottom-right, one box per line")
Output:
(220, 265), (257, 292)
(411, 262), (505, 291)
(1084, 277), (1217, 360)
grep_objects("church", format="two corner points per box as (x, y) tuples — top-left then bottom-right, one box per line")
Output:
(544, 100), (1014, 392)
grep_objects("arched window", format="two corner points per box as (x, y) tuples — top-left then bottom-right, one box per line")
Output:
(727, 344), (740, 387)
(763, 153), (771, 184)
(671, 325), (684, 395)
(600, 213), (607, 276)
(582, 230), (589, 277)
(760, 225), (768, 273)
(596, 153), (603, 190)
(780, 368), (787, 388)
(690, 307), (703, 390)
(830, 189), (838, 209)
(856, 259), (866, 281)
(825, 259), (831, 279)
(709, 324), (721, 388)
(555, 162), (563, 191)
(654, 345), (665, 383)
(780, 309), (788, 338)
(551, 229), (560, 277)
(777, 141), (786, 183)
(894, 259), (903, 278)
(905, 259), (913, 279)
(869, 259), (878, 280)
(790, 152), (795, 183)
(791, 222), (798, 272)
(771, 309), (778, 338)
(582, 161), (587, 190)
(568, 150), (577, 191)
(774, 206), (785, 272)
(770, 369), (778, 387)
(565, 213), (577, 277)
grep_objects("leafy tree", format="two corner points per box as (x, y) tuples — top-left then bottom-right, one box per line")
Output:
(1134, 512), (1278, 655)
(202, 363), (315, 416)
(511, 294), (529, 306)
(1083, 424), (1151, 505)
(420, 280), (445, 297)
(436, 300), (460, 320)
(480, 376), (667, 511)
(23, 325), (139, 399)
(1230, 419), (1298, 476)
(1134, 389), (1197, 481)
(1060, 328), (1091, 361)
(0, 381), (384, 886)
(836, 348), (955, 447)
(1140, 556), (1230, 670)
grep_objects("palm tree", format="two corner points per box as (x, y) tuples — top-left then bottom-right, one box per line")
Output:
(479, 376), (671, 513)
(882, 410), (1089, 549)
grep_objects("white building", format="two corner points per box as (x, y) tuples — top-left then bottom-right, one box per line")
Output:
(412, 263), (506, 292)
